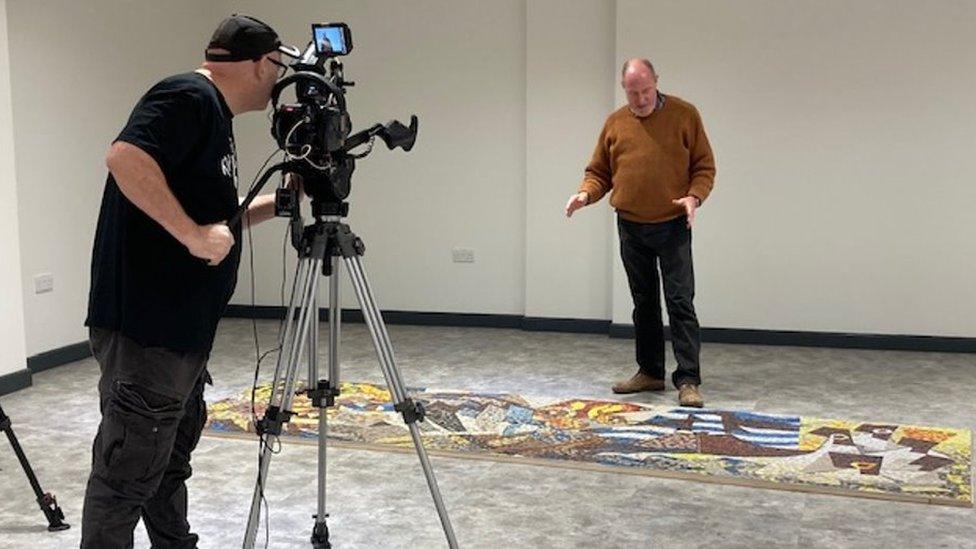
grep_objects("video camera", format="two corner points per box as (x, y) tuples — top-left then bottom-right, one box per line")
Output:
(233, 22), (418, 224)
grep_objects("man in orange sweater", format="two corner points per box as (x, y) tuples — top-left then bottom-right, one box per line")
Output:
(566, 58), (715, 408)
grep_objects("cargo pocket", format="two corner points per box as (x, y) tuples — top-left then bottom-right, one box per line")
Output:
(179, 379), (208, 458)
(101, 381), (184, 485)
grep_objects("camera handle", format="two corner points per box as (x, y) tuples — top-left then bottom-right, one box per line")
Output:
(229, 162), (291, 230)
(343, 116), (419, 153)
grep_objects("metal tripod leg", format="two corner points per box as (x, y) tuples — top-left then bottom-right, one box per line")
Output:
(0, 405), (70, 531)
(342, 254), (459, 549)
(244, 253), (324, 549)
(243, 222), (457, 548)
(310, 255), (341, 548)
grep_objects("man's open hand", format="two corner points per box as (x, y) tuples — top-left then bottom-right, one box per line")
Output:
(672, 196), (700, 228)
(565, 192), (589, 218)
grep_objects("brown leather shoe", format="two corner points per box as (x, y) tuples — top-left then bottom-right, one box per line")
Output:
(678, 383), (704, 408)
(612, 372), (666, 394)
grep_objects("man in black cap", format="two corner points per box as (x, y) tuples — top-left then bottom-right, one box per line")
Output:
(81, 15), (295, 548)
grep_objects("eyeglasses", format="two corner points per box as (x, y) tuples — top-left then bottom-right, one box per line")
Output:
(267, 57), (288, 79)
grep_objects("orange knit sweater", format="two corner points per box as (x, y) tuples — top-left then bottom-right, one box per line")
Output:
(580, 94), (715, 223)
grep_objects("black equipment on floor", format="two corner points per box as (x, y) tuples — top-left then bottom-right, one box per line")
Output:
(0, 403), (70, 532)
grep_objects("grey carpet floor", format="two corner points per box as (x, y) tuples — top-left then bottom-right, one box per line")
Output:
(1, 318), (974, 548)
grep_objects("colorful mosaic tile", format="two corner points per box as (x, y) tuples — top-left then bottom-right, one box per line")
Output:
(205, 382), (973, 506)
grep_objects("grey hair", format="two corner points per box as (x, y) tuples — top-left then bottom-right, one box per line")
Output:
(621, 59), (656, 79)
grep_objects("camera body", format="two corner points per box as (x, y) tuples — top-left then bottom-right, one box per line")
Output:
(273, 99), (350, 155)
(258, 22), (417, 218)
(270, 24), (357, 205)
(230, 22), (417, 230)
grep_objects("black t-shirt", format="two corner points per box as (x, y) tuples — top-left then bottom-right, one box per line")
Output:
(86, 72), (242, 352)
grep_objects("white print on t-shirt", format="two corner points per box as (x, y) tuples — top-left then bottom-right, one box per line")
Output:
(220, 135), (239, 189)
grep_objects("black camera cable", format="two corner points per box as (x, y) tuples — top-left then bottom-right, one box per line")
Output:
(242, 145), (291, 548)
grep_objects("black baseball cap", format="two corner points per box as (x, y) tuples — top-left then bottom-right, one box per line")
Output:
(205, 14), (299, 62)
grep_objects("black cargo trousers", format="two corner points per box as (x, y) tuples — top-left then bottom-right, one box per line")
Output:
(81, 328), (210, 549)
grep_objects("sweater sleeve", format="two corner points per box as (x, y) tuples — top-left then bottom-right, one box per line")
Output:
(579, 120), (613, 204)
(687, 107), (716, 204)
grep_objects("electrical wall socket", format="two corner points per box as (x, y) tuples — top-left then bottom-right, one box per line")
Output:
(34, 273), (54, 294)
(452, 248), (475, 263)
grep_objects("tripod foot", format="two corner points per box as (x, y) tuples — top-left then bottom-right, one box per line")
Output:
(311, 518), (330, 549)
(41, 493), (70, 531)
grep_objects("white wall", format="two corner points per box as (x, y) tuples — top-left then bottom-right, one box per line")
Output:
(5, 1), (973, 361)
(7, 0), (221, 355)
(525, 0), (614, 320)
(0, 0), (27, 377)
(225, 0), (528, 315)
(614, 0), (976, 337)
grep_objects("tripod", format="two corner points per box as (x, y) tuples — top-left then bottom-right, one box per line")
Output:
(0, 403), (70, 532)
(242, 206), (458, 549)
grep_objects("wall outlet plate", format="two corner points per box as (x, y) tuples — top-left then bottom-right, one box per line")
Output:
(452, 248), (475, 263)
(34, 273), (54, 294)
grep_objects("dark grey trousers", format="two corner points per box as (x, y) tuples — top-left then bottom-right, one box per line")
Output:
(617, 215), (702, 388)
(80, 328), (210, 549)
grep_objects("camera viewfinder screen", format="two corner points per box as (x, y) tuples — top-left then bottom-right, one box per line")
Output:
(314, 25), (349, 56)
